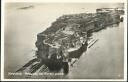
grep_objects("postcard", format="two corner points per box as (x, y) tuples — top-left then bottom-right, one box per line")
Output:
(1, 0), (127, 81)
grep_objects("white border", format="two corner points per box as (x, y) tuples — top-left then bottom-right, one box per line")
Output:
(4, 0), (126, 3)
(1, 0), (5, 81)
(1, 0), (127, 81)
(124, 0), (127, 81)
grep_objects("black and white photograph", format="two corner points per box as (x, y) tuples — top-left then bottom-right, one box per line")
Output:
(1, 0), (127, 81)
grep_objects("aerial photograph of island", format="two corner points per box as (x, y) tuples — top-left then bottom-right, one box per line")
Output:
(3, 2), (125, 80)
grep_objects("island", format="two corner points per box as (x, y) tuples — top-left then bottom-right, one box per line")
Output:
(16, 8), (124, 75)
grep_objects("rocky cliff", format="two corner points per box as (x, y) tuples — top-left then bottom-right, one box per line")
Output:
(35, 11), (121, 60)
